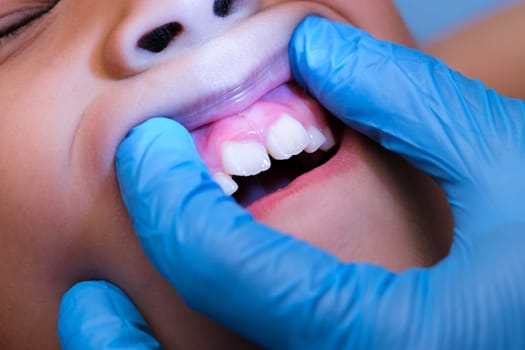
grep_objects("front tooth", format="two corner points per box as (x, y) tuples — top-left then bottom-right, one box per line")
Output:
(222, 141), (271, 176)
(267, 114), (309, 160)
(213, 172), (239, 195)
(305, 127), (327, 153)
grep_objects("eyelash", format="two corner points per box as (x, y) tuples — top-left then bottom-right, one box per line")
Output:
(0, 1), (60, 45)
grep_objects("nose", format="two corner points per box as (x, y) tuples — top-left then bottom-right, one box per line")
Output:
(104, 0), (259, 77)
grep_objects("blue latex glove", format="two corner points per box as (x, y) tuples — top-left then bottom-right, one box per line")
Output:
(58, 281), (160, 349)
(59, 16), (525, 349)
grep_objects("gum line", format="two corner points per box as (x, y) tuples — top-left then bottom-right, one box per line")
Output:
(190, 83), (331, 174)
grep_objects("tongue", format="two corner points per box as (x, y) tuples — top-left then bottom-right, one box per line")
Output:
(190, 83), (332, 175)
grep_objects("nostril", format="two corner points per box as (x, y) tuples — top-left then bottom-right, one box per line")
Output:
(214, 0), (234, 17)
(137, 22), (183, 53)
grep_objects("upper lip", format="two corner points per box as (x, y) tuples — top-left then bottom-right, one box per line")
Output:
(105, 2), (340, 126)
(128, 2), (316, 131)
(72, 3), (340, 172)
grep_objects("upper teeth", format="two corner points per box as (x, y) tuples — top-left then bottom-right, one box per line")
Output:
(267, 114), (310, 160)
(222, 141), (271, 176)
(214, 113), (335, 195)
(304, 126), (327, 153)
(212, 171), (239, 195)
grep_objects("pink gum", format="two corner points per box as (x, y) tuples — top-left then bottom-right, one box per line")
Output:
(191, 84), (330, 174)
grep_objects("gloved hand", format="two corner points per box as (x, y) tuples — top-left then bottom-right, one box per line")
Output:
(58, 16), (525, 349)
(58, 281), (160, 349)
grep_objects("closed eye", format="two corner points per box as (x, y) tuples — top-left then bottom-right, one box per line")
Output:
(0, 0), (60, 45)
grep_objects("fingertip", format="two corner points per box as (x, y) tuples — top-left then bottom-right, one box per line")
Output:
(58, 281), (159, 350)
(58, 281), (124, 348)
(59, 281), (110, 324)
(117, 117), (195, 166)
(115, 116), (207, 213)
(289, 16), (366, 95)
(289, 16), (325, 89)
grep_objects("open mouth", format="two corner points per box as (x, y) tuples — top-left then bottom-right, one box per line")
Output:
(232, 142), (339, 206)
(190, 82), (342, 207)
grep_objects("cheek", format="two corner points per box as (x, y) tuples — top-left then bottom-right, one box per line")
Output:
(0, 52), (109, 231)
(263, 0), (415, 46)
(0, 73), (85, 174)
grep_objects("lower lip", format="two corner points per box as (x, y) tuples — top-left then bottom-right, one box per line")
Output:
(245, 127), (360, 218)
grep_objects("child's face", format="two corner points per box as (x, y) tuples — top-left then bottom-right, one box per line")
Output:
(0, 0), (451, 348)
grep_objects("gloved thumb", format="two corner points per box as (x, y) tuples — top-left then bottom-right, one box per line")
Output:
(289, 16), (522, 191)
(58, 281), (160, 350)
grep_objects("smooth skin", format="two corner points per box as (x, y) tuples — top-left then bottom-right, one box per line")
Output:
(425, 2), (525, 99)
(59, 17), (525, 349)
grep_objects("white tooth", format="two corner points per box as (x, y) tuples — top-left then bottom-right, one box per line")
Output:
(305, 127), (327, 153)
(222, 141), (271, 176)
(267, 114), (309, 160)
(213, 172), (239, 195)
(320, 127), (336, 151)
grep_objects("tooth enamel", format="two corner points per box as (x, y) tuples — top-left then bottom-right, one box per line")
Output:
(320, 127), (336, 151)
(266, 114), (309, 160)
(305, 127), (327, 153)
(213, 172), (239, 195)
(222, 141), (271, 176)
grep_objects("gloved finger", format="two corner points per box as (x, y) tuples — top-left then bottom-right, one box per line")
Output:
(116, 117), (432, 348)
(289, 16), (523, 189)
(58, 281), (160, 350)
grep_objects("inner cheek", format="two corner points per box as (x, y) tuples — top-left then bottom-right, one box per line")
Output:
(253, 140), (452, 271)
(252, 157), (411, 267)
